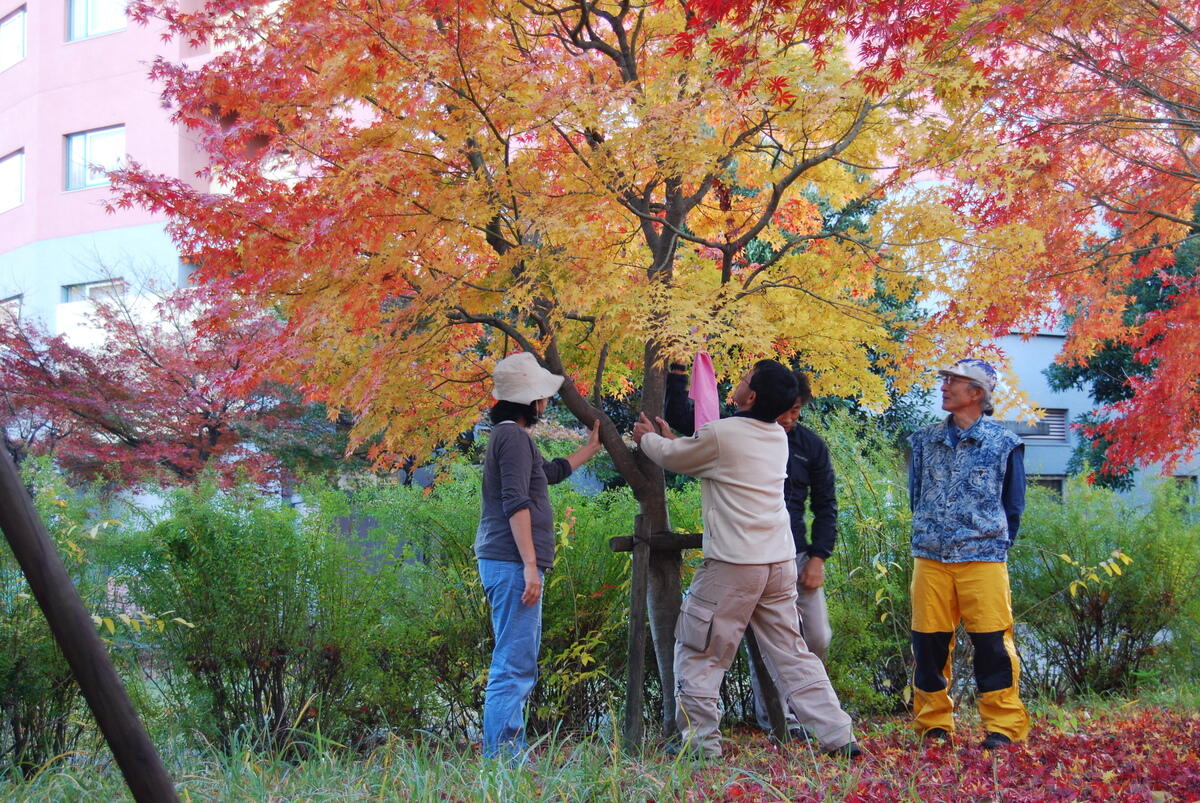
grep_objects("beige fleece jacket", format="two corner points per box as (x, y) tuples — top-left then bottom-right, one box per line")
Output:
(640, 416), (795, 565)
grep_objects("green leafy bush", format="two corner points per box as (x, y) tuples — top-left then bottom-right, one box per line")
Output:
(318, 462), (642, 743)
(119, 482), (386, 752)
(1011, 479), (1200, 695)
(817, 410), (914, 716)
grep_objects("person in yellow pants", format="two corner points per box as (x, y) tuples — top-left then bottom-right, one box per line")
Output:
(908, 358), (1030, 750)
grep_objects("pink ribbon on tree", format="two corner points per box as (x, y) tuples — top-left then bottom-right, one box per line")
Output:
(689, 352), (720, 430)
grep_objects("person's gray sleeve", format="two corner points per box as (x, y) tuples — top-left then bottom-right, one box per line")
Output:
(543, 456), (573, 485)
(495, 427), (534, 519)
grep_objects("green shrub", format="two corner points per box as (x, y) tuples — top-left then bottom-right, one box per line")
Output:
(1011, 478), (1200, 695)
(817, 410), (913, 717)
(306, 468), (490, 742)
(318, 462), (644, 742)
(120, 481), (386, 752)
(0, 460), (117, 776)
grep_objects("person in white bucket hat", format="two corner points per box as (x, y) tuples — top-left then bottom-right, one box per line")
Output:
(474, 352), (601, 761)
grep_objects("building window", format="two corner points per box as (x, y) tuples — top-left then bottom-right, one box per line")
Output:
(1173, 475), (1197, 506)
(65, 125), (124, 190)
(0, 7), (26, 71)
(0, 149), (22, 212)
(999, 408), (1069, 442)
(0, 294), (21, 319)
(1028, 475), (1065, 497)
(67, 0), (126, 41)
(178, 258), (199, 287)
(62, 278), (126, 303)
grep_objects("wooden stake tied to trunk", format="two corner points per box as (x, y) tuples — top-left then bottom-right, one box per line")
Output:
(611, 527), (793, 747)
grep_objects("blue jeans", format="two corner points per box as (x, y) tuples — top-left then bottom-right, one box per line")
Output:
(479, 559), (543, 759)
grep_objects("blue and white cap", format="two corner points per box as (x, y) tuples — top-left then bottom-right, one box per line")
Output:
(937, 358), (997, 392)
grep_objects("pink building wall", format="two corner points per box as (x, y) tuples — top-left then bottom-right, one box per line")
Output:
(0, 0), (207, 253)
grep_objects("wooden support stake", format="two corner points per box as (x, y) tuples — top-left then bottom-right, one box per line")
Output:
(744, 626), (790, 744)
(622, 514), (650, 751)
(0, 448), (179, 802)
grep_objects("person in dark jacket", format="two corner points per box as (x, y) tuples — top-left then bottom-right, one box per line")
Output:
(664, 362), (838, 737)
(475, 353), (601, 760)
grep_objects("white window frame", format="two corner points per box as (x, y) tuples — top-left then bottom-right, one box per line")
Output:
(62, 278), (126, 303)
(65, 125), (125, 190)
(1000, 409), (1069, 442)
(0, 294), (21, 319)
(66, 0), (126, 41)
(1027, 474), (1065, 497)
(0, 7), (26, 72)
(0, 149), (23, 212)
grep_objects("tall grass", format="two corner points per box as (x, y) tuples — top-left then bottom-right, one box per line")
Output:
(0, 724), (874, 802)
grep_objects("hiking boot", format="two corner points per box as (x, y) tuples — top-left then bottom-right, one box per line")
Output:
(663, 739), (717, 762)
(922, 727), (951, 746)
(981, 732), (1014, 750)
(826, 741), (863, 760)
(787, 726), (812, 742)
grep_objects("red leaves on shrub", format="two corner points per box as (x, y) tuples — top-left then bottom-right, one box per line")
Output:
(681, 707), (1200, 802)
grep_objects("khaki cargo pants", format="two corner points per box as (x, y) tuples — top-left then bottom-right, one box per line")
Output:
(674, 557), (854, 757)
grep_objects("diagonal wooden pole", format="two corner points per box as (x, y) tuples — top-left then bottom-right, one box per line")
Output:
(744, 626), (791, 743)
(0, 447), (178, 802)
(621, 514), (650, 750)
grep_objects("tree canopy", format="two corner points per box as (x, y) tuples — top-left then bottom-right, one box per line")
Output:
(114, 0), (1072, 477)
(963, 0), (1200, 471)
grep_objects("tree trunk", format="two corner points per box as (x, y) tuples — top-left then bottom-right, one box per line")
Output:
(549, 341), (683, 743)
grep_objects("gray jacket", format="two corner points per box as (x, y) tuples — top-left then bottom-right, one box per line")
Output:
(475, 421), (572, 571)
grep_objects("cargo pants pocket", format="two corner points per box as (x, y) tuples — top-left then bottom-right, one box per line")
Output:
(676, 598), (716, 652)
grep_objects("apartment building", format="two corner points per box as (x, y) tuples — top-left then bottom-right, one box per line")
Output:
(0, 0), (205, 335)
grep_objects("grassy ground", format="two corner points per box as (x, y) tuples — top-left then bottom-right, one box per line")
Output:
(2, 693), (1198, 802)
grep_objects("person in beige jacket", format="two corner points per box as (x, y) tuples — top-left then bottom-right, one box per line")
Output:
(633, 360), (860, 760)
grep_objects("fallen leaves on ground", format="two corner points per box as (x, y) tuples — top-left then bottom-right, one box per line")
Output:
(681, 706), (1200, 802)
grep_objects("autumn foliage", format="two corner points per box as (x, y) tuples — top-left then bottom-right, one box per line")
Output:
(684, 0), (1200, 473)
(955, 0), (1200, 473)
(113, 0), (1073, 472)
(0, 287), (284, 485)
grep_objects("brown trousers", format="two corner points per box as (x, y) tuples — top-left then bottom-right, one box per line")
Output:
(674, 557), (854, 756)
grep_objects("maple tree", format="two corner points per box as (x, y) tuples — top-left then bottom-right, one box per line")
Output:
(113, 0), (1078, 730)
(1045, 204), (1200, 487)
(0, 286), (291, 486)
(694, 0), (1200, 476)
(946, 0), (1200, 473)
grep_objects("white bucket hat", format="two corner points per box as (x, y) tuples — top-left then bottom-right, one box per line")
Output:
(491, 352), (564, 405)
